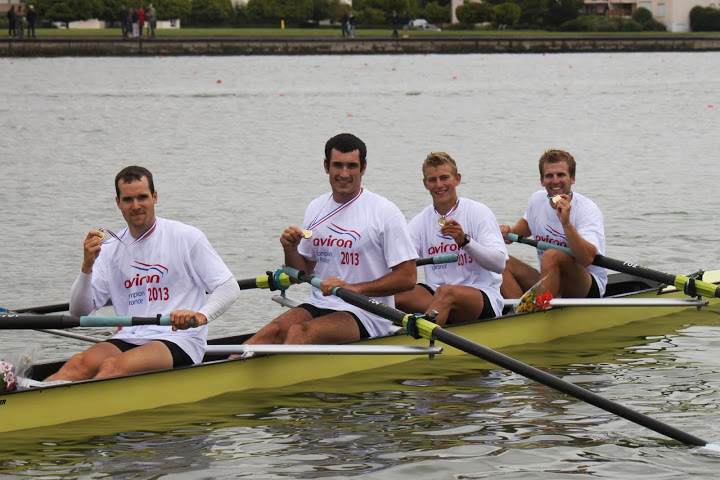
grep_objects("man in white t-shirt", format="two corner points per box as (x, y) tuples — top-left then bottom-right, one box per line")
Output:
(45, 166), (240, 382)
(499, 149), (607, 299)
(245, 133), (418, 345)
(395, 152), (507, 326)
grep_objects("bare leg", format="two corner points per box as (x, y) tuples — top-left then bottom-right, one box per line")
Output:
(93, 341), (174, 379)
(539, 250), (593, 298)
(284, 312), (361, 344)
(395, 285), (433, 314)
(427, 284), (488, 326)
(44, 342), (123, 382)
(501, 255), (540, 299)
(244, 307), (314, 345)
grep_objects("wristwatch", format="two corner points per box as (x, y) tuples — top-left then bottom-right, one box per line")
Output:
(459, 234), (471, 248)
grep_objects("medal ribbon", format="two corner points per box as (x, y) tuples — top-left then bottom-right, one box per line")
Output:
(101, 219), (157, 246)
(434, 198), (460, 220)
(307, 188), (364, 232)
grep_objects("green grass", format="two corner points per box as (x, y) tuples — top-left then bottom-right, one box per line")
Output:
(30, 27), (720, 38)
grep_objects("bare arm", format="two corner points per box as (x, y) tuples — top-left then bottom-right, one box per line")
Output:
(282, 226), (317, 277)
(555, 197), (597, 267)
(499, 218), (531, 244)
(319, 259), (417, 297)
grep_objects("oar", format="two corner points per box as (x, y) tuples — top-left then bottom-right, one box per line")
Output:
(0, 314), (175, 329)
(506, 233), (720, 298)
(282, 265), (710, 447)
(416, 254), (458, 266)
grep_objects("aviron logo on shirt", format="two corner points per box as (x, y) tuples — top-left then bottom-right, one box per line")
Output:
(536, 225), (568, 247)
(427, 234), (459, 256)
(312, 223), (361, 248)
(124, 261), (169, 289)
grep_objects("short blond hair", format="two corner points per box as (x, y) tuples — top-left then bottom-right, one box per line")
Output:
(538, 149), (576, 177)
(422, 152), (458, 179)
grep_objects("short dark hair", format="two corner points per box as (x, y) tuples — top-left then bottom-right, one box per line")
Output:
(538, 149), (576, 178)
(324, 133), (367, 170)
(115, 166), (155, 197)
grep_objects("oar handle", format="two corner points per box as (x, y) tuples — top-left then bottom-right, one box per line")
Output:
(416, 254), (458, 266)
(506, 233), (720, 298)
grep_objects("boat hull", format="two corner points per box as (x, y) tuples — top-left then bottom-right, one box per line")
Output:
(1, 270), (718, 433)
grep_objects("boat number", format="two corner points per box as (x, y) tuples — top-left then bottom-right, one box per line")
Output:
(147, 287), (170, 302)
(341, 251), (359, 266)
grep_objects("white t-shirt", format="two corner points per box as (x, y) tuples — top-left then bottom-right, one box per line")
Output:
(87, 217), (234, 363)
(408, 198), (508, 317)
(297, 188), (418, 337)
(523, 190), (607, 296)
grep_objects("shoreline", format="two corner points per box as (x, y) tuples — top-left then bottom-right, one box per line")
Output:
(3, 35), (720, 56)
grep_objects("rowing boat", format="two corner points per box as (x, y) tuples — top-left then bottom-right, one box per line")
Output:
(1, 269), (718, 434)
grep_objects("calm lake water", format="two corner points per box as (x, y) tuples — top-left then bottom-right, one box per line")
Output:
(1, 52), (719, 478)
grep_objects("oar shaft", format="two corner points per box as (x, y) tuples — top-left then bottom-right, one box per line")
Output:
(430, 326), (707, 446)
(0, 314), (172, 329)
(282, 265), (709, 447)
(506, 233), (720, 298)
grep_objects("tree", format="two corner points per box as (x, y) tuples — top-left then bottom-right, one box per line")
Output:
(543, 0), (582, 28)
(189, 0), (234, 24)
(310, 0), (329, 24)
(513, 0), (548, 29)
(154, 0), (193, 21)
(424, 1), (450, 24)
(494, 2), (521, 27)
(456, 1), (495, 26)
(42, 0), (102, 27)
(632, 6), (653, 24)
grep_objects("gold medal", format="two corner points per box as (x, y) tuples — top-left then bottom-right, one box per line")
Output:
(303, 229), (313, 239)
(98, 229), (107, 242)
(438, 217), (446, 227)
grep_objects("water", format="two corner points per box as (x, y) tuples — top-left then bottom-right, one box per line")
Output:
(1, 52), (720, 478)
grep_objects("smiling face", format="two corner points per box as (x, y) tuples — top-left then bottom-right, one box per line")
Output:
(325, 148), (365, 203)
(116, 176), (157, 238)
(423, 164), (460, 211)
(540, 160), (575, 197)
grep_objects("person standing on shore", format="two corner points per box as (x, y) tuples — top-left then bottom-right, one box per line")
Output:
(348, 10), (356, 38)
(402, 10), (410, 38)
(119, 6), (129, 38)
(341, 11), (348, 37)
(138, 5), (146, 37)
(392, 10), (399, 38)
(131, 8), (139, 38)
(14, 6), (24, 39)
(7, 5), (16, 38)
(26, 5), (36, 38)
(147, 3), (157, 38)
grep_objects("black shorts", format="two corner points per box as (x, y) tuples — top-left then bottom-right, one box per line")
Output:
(587, 275), (601, 298)
(297, 303), (370, 339)
(418, 283), (495, 319)
(105, 338), (193, 368)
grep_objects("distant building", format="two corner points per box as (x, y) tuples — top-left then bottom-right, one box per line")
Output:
(450, 0), (717, 32)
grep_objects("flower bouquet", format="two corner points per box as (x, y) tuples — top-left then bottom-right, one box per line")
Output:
(1, 350), (35, 392)
(513, 278), (554, 314)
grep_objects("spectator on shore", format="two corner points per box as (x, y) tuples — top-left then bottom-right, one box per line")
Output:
(138, 6), (145, 37)
(14, 6), (24, 39)
(392, 10), (399, 38)
(341, 11), (348, 38)
(402, 10), (410, 38)
(120, 5), (129, 38)
(131, 8), (139, 38)
(7, 5), (16, 38)
(348, 10), (356, 38)
(26, 5), (36, 38)
(147, 3), (157, 38)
